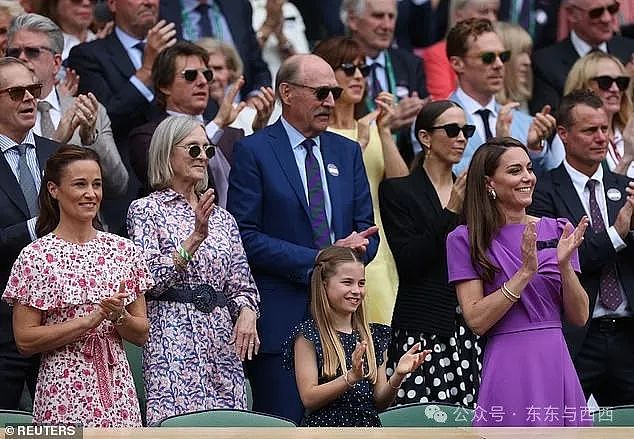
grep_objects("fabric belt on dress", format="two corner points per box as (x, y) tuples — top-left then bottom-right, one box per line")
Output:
(591, 317), (634, 333)
(148, 284), (226, 313)
(81, 331), (117, 409)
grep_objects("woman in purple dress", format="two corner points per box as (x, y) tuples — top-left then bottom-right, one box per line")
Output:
(446, 137), (592, 427)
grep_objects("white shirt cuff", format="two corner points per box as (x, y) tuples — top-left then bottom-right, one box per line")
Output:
(205, 121), (224, 145)
(129, 76), (154, 102)
(27, 217), (38, 241)
(608, 225), (626, 251)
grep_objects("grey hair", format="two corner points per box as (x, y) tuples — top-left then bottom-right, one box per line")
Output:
(0, 57), (35, 87)
(8, 13), (64, 54)
(340, 0), (368, 27)
(148, 116), (209, 193)
(196, 37), (244, 79)
(0, 1), (24, 17)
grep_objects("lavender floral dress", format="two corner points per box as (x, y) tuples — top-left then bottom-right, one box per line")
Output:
(127, 189), (260, 426)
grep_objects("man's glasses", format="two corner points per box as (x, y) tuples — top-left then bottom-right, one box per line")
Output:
(468, 50), (512, 65)
(0, 83), (43, 101)
(175, 142), (216, 159)
(338, 63), (371, 77)
(181, 69), (214, 82)
(572, 2), (619, 19)
(5, 46), (56, 60)
(430, 123), (476, 138)
(592, 75), (630, 92)
(285, 82), (343, 100)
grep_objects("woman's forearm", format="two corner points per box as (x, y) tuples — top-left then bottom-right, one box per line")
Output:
(378, 128), (409, 178)
(560, 264), (589, 326)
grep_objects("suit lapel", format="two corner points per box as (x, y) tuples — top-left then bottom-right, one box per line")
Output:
(268, 121), (310, 217)
(603, 171), (624, 224)
(0, 149), (29, 217)
(552, 165), (587, 223)
(106, 33), (136, 79)
(320, 134), (341, 238)
(560, 39), (581, 76)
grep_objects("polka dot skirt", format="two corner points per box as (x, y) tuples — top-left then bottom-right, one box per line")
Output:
(386, 311), (483, 408)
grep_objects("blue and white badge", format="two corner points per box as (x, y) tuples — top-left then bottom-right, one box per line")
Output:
(607, 188), (622, 201)
(327, 163), (339, 177)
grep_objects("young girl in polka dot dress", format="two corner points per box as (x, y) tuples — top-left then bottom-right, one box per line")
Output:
(283, 247), (431, 426)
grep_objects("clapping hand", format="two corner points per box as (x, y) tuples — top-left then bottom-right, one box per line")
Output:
(250, 86), (276, 131)
(527, 105), (556, 150)
(395, 343), (431, 376)
(557, 217), (588, 267)
(334, 226), (379, 254)
(521, 221), (538, 275)
(213, 76), (247, 128)
(495, 102), (519, 138)
(193, 189), (215, 241)
(347, 340), (368, 383)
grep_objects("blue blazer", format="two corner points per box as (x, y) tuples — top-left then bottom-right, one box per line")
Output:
(227, 119), (378, 353)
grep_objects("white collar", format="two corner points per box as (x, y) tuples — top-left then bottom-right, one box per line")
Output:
(280, 116), (321, 149)
(114, 26), (145, 51)
(40, 87), (60, 112)
(366, 51), (386, 68)
(166, 110), (204, 123)
(570, 31), (608, 57)
(455, 87), (497, 117)
(563, 158), (604, 195)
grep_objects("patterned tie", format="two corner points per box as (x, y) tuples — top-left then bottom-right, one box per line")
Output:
(16, 144), (39, 217)
(476, 109), (494, 141)
(134, 41), (145, 63)
(302, 139), (331, 249)
(586, 179), (623, 310)
(369, 63), (382, 100)
(196, 1), (214, 38)
(37, 101), (56, 140)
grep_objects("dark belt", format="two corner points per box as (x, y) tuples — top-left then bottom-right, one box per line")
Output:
(149, 284), (226, 313)
(591, 317), (634, 333)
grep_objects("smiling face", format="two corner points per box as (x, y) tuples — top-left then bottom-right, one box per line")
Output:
(325, 261), (366, 317)
(559, 103), (609, 176)
(347, 0), (396, 57)
(588, 58), (625, 117)
(568, 0), (617, 47)
(420, 106), (468, 166)
(334, 57), (366, 105)
(163, 55), (210, 116)
(56, 0), (95, 34)
(0, 62), (39, 143)
(47, 159), (102, 224)
(486, 147), (536, 214)
(169, 125), (210, 187)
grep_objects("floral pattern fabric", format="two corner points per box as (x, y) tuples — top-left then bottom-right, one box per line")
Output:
(127, 189), (260, 426)
(2, 232), (153, 427)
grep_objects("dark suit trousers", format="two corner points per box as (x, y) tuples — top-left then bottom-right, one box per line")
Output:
(0, 354), (39, 409)
(245, 353), (304, 424)
(574, 318), (634, 406)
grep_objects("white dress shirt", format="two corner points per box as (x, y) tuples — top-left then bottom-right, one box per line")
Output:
(455, 87), (498, 141)
(33, 88), (62, 138)
(114, 27), (154, 102)
(570, 30), (608, 57)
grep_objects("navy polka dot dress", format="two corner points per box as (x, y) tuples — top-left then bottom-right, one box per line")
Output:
(283, 319), (391, 427)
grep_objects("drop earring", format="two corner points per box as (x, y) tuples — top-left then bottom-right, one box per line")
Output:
(488, 188), (497, 200)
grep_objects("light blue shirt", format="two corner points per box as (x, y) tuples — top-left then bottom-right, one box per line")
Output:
(181, 0), (235, 46)
(0, 130), (40, 240)
(562, 159), (630, 318)
(114, 27), (154, 103)
(280, 117), (335, 243)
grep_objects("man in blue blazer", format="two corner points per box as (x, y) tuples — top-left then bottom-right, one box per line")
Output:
(227, 54), (378, 423)
(0, 58), (61, 409)
(446, 18), (558, 175)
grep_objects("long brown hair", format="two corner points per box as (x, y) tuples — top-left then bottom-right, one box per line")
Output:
(310, 246), (378, 383)
(37, 145), (103, 237)
(463, 137), (528, 282)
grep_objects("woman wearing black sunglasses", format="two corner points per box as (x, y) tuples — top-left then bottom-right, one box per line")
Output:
(379, 100), (482, 408)
(564, 51), (634, 177)
(126, 116), (260, 425)
(313, 36), (408, 326)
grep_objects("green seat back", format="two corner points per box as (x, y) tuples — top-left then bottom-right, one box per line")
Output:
(0, 410), (33, 427)
(380, 403), (473, 427)
(593, 405), (634, 426)
(159, 409), (296, 427)
(123, 341), (146, 425)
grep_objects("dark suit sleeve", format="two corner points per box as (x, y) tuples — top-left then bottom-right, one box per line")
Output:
(237, 0), (272, 94)
(127, 126), (152, 188)
(0, 223), (31, 272)
(412, 52), (428, 98)
(67, 43), (152, 140)
(379, 179), (458, 279)
(227, 140), (318, 285)
(530, 49), (562, 113)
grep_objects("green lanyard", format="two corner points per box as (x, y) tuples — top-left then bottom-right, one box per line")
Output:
(365, 51), (398, 112)
(181, 0), (224, 41)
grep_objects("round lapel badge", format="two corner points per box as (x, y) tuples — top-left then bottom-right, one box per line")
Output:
(607, 188), (622, 202)
(327, 163), (339, 177)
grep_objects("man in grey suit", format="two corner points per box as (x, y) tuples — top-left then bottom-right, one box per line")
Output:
(6, 14), (128, 206)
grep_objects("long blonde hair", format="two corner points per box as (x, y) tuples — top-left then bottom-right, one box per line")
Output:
(494, 21), (533, 107)
(564, 52), (633, 132)
(310, 246), (378, 384)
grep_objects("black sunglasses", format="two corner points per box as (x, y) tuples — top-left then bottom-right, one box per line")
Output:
(476, 50), (512, 65)
(175, 142), (216, 159)
(286, 81), (343, 100)
(573, 2), (619, 19)
(592, 75), (630, 92)
(338, 63), (371, 77)
(5, 46), (56, 59)
(0, 83), (43, 101)
(430, 123), (476, 138)
(181, 68), (213, 82)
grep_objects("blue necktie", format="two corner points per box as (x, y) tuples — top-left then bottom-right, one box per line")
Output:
(302, 139), (331, 249)
(196, 2), (214, 38)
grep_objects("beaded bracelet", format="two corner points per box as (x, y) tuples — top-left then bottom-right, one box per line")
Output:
(502, 282), (521, 301)
(172, 251), (188, 270)
(177, 244), (192, 262)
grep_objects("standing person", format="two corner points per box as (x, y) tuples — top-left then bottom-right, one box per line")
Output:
(313, 35), (407, 325)
(564, 51), (634, 176)
(283, 246), (431, 426)
(529, 90), (634, 408)
(446, 137), (591, 426)
(3, 145), (152, 426)
(0, 57), (61, 410)
(127, 116), (260, 426)
(227, 54), (378, 423)
(380, 101), (482, 407)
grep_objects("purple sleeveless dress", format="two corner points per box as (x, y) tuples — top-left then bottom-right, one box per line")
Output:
(446, 217), (592, 427)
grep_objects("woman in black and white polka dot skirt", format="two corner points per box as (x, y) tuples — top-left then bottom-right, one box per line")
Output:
(379, 101), (483, 408)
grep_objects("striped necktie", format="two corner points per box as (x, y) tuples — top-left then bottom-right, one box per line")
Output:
(302, 138), (331, 249)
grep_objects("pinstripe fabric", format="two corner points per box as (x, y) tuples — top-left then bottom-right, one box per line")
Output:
(0, 131), (42, 191)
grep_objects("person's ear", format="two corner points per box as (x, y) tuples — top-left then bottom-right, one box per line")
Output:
(417, 129), (432, 150)
(557, 125), (568, 145)
(279, 83), (292, 105)
(449, 56), (465, 76)
(47, 181), (58, 200)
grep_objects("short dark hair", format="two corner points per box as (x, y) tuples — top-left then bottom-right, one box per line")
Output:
(557, 89), (604, 130)
(446, 17), (494, 58)
(411, 100), (462, 169)
(152, 41), (210, 110)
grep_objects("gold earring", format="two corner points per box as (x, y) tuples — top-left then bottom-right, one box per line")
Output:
(488, 188), (497, 200)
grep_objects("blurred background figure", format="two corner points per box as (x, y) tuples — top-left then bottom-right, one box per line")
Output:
(0, 0), (24, 55)
(564, 51), (634, 176)
(494, 21), (533, 114)
(498, 0), (561, 50)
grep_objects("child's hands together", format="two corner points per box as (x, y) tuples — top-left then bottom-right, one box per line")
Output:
(348, 340), (368, 383)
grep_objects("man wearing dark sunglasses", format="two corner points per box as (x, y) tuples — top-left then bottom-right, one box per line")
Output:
(447, 18), (558, 175)
(531, 0), (633, 114)
(227, 54), (378, 424)
(7, 14), (129, 206)
(0, 57), (62, 411)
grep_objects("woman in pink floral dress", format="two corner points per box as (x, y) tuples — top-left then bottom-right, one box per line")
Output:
(2, 145), (153, 427)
